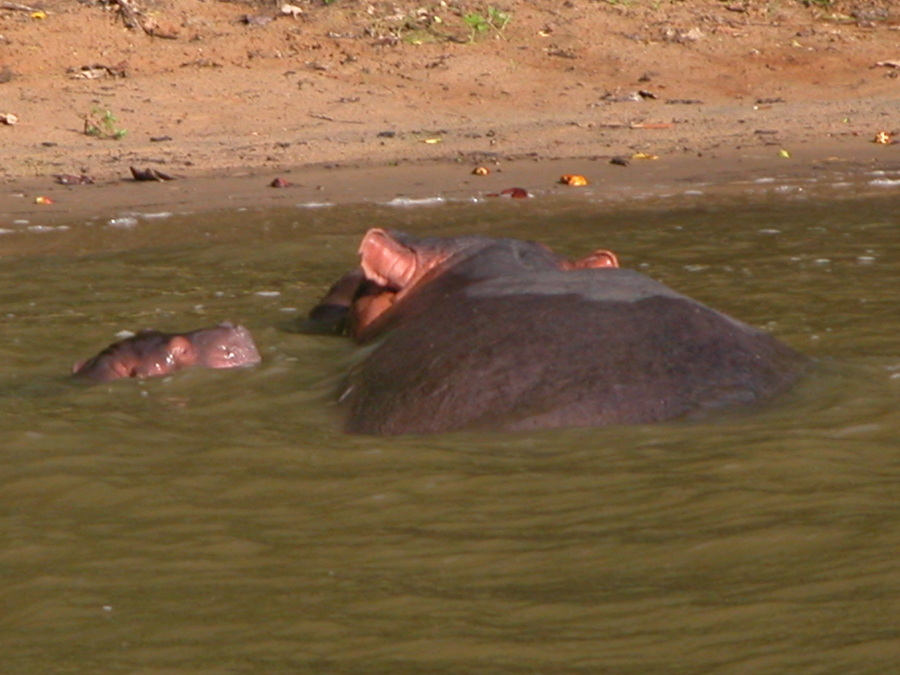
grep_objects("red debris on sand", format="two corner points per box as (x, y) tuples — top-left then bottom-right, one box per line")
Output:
(487, 187), (531, 199)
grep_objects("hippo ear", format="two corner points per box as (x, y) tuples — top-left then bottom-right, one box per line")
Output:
(359, 228), (419, 290)
(571, 249), (620, 270)
(167, 335), (197, 368)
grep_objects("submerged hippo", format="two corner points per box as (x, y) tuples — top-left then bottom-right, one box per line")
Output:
(309, 229), (808, 435)
(308, 233), (619, 339)
(73, 322), (261, 382)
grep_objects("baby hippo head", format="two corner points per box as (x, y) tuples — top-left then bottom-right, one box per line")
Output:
(72, 322), (261, 382)
(184, 322), (261, 369)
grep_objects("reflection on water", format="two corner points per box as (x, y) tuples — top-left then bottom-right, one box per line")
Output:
(1, 180), (899, 674)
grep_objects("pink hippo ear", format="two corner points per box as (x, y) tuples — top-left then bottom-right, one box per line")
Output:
(166, 335), (197, 369)
(358, 229), (420, 290)
(568, 249), (620, 270)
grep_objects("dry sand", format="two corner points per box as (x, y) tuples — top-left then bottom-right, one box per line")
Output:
(1, 0), (898, 225)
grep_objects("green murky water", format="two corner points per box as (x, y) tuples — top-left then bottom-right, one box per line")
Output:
(1, 178), (899, 674)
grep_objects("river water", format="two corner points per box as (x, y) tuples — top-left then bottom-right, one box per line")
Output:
(1, 175), (899, 674)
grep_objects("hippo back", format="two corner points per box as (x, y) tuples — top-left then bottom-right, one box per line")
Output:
(341, 268), (808, 435)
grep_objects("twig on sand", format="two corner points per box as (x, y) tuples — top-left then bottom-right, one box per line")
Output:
(1, 2), (44, 12)
(114, 0), (141, 30)
(308, 113), (365, 125)
(112, 0), (178, 39)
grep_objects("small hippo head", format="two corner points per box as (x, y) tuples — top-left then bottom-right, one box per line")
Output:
(72, 322), (261, 382)
(185, 322), (262, 370)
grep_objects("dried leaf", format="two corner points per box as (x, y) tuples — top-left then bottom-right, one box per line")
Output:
(130, 166), (175, 182)
(54, 174), (94, 185)
(280, 4), (303, 18)
(560, 174), (589, 186)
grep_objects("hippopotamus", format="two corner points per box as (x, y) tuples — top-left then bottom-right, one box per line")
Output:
(307, 233), (619, 339)
(72, 322), (261, 382)
(309, 229), (808, 435)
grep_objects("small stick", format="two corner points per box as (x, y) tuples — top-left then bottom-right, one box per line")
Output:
(1, 2), (44, 12)
(308, 113), (365, 125)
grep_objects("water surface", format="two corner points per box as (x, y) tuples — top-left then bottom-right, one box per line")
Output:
(1, 180), (899, 674)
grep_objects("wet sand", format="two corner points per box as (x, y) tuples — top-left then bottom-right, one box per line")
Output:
(3, 135), (897, 231)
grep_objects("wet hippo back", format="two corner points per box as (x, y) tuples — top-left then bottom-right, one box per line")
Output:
(341, 268), (807, 435)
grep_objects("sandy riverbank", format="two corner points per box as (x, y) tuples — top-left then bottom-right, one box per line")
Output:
(1, 0), (898, 225)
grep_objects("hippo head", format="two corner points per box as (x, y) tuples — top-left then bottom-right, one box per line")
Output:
(72, 322), (261, 382)
(186, 322), (262, 370)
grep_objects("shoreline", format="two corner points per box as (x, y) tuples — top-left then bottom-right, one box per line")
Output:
(2, 132), (898, 230)
(3, 1), (900, 229)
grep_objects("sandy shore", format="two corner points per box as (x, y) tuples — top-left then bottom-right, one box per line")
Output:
(1, 0), (899, 227)
(3, 134), (898, 230)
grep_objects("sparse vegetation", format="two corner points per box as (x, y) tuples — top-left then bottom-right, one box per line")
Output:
(358, 2), (512, 45)
(463, 6), (511, 42)
(82, 108), (127, 140)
